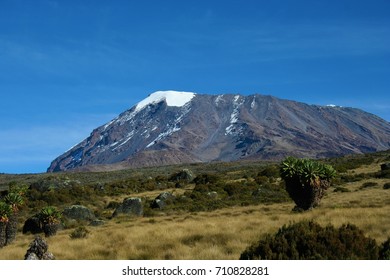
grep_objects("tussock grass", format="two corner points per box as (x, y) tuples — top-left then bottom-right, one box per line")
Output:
(1, 151), (389, 260)
(2, 199), (389, 259)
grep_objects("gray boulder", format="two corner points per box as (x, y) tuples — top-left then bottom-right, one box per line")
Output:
(24, 236), (55, 260)
(207, 191), (218, 199)
(150, 192), (176, 209)
(89, 219), (105, 226)
(112, 197), (143, 217)
(25, 253), (39, 260)
(62, 205), (96, 222)
(169, 169), (194, 183)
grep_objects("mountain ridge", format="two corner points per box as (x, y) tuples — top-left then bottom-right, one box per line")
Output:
(48, 91), (390, 172)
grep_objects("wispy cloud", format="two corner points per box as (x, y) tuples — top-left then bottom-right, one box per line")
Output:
(0, 113), (115, 173)
(226, 22), (390, 62)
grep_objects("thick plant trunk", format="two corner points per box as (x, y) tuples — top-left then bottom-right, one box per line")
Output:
(285, 179), (330, 211)
(5, 213), (18, 245)
(43, 223), (58, 237)
(0, 222), (7, 248)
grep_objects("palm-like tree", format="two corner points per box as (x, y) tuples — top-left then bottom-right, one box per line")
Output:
(0, 201), (12, 248)
(39, 206), (62, 237)
(280, 157), (336, 210)
(4, 192), (24, 245)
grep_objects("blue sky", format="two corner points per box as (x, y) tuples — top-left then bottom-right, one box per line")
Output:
(1, 0), (389, 174)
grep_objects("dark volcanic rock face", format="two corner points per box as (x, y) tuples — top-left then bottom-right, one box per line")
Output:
(48, 91), (390, 172)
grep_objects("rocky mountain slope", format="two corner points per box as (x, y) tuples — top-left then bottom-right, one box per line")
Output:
(48, 91), (390, 172)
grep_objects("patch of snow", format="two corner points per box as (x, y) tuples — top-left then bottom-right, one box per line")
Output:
(110, 141), (119, 147)
(326, 104), (342, 108)
(225, 95), (244, 136)
(113, 110), (138, 126)
(146, 102), (192, 148)
(141, 129), (151, 139)
(135, 90), (196, 113)
(103, 119), (115, 130)
(215, 95), (224, 105)
(65, 143), (81, 153)
(71, 150), (83, 162)
(251, 96), (256, 109)
(146, 126), (181, 148)
(107, 91), (196, 128)
(112, 130), (135, 151)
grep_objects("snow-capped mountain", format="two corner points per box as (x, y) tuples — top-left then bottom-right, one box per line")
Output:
(48, 91), (390, 172)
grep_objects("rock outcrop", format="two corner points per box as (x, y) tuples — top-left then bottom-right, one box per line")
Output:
(62, 205), (96, 222)
(24, 236), (55, 260)
(112, 198), (143, 217)
(150, 192), (176, 209)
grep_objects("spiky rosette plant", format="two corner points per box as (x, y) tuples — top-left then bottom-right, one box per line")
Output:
(39, 206), (62, 237)
(0, 202), (12, 248)
(4, 192), (24, 245)
(280, 157), (336, 211)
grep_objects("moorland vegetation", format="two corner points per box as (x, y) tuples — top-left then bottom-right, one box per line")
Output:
(0, 150), (389, 259)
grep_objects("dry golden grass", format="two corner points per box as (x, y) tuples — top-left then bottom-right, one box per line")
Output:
(2, 195), (390, 260)
(1, 162), (389, 260)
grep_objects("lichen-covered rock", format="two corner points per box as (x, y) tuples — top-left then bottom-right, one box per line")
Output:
(25, 252), (39, 260)
(24, 236), (55, 260)
(169, 169), (194, 183)
(42, 252), (55, 260)
(112, 197), (143, 217)
(207, 191), (218, 199)
(150, 192), (176, 209)
(63, 205), (96, 221)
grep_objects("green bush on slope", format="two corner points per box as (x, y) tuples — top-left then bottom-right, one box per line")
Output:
(240, 220), (389, 260)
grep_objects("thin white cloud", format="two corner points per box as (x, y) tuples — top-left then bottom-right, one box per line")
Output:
(0, 113), (115, 172)
(230, 23), (390, 61)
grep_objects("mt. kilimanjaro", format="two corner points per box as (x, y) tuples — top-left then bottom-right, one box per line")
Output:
(48, 91), (390, 172)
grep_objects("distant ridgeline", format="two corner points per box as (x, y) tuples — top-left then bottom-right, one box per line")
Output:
(48, 91), (390, 172)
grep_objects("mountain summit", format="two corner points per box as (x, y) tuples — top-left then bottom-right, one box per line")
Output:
(48, 91), (390, 172)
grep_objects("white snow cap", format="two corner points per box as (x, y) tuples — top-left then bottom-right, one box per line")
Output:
(135, 90), (196, 112)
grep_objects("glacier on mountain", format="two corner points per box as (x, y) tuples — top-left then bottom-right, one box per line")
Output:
(135, 90), (196, 113)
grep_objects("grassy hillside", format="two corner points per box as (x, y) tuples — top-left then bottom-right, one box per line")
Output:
(0, 150), (389, 259)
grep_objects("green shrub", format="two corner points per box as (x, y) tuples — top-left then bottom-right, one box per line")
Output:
(254, 175), (269, 185)
(193, 174), (219, 185)
(70, 226), (90, 239)
(379, 170), (390, 178)
(333, 186), (350, 193)
(69, 226), (90, 239)
(106, 201), (121, 209)
(330, 154), (375, 172)
(361, 182), (378, 189)
(384, 183), (390, 190)
(240, 221), (380, 260)
(379, 238), (390, 260)
(258, 165), (280, 178)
